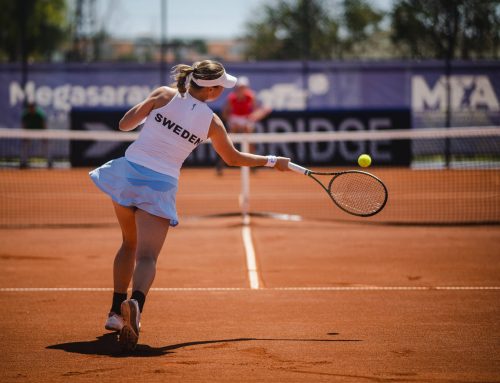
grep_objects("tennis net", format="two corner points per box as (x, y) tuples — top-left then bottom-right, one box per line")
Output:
(0, 126), (499, 227)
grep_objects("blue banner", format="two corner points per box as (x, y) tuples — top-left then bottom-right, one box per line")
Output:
(1, 61), (499, 132)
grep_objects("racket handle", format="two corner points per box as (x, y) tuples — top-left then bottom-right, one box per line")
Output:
(288, 162), (309, 175)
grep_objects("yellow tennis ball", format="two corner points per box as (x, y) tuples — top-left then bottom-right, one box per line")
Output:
(358, 154), (372, 168)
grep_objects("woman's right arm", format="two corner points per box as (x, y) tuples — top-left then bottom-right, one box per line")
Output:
(208, 113), (289, 171)
(119, 87), (176, 131)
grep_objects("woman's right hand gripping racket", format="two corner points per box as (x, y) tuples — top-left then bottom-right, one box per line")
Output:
(288, 162), (388, 217)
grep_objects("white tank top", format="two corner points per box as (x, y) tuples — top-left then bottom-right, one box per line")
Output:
(125, 90), (213, 178)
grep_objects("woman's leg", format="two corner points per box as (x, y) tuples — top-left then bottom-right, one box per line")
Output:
(132, 208), (170, 299)
(119, 209), (170, 350)
(112, 201), (138, 294)
(103, 200), (138, 327)
(105, 201), (138, 331)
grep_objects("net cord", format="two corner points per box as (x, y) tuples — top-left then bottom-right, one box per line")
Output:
(1, 126), (499, 143)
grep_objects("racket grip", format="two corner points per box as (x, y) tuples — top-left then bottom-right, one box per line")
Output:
(288, 162), (309, 175)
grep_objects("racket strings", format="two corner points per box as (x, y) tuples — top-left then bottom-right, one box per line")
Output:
(329, 173), (387, 216)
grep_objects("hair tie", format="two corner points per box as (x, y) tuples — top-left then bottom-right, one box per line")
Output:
(185, 72), (193, 87)
(180, 71), (193, 98)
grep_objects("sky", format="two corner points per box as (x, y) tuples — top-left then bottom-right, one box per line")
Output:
(92, 0), (394, 40)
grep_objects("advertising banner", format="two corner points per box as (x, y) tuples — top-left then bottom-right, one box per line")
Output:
(1, 61), (498, 133)
(70, 108), (411, 167)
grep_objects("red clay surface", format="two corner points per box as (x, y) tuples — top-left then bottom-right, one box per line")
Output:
(0, 168), (499, 382)
(1, 167), (499, 226)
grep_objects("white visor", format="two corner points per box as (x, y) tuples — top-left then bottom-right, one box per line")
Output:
(191, 71), (237, 88)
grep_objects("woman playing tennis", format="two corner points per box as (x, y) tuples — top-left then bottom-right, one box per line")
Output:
(89, 60), (290, 351)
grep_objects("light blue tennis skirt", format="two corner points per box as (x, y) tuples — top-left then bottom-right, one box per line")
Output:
(89, 157), (179, 226)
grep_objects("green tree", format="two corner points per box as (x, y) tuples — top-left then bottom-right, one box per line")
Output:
(340, 0), (387, 58)
(0, 0), (68, 62)
(243, 0), (388, 60)
(391, 0), (500, 59)
(243, 0), (340, 60)
(343, 0), (384, 42)
(191, 39), (207, 55)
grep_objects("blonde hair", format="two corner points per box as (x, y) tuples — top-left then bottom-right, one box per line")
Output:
(171, 60), (226, 94)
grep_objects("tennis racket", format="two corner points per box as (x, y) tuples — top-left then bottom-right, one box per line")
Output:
(288, 162), (388, 217)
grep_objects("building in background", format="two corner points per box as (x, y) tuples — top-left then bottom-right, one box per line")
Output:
(93, 36), (245, 63)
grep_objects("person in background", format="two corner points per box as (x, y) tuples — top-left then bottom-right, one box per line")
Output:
(20, 102), (52, 169)
(216, 76), (272, 175)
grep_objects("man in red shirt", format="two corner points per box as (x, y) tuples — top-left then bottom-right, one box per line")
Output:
(223, 76), (271, 133)
(218, 77), (271, 174)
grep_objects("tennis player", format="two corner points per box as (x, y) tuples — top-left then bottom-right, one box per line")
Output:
(222, 76), (271, 135)
(89, 60), (290, 351)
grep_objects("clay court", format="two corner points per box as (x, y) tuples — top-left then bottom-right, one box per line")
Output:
(0, 168), (499, 382)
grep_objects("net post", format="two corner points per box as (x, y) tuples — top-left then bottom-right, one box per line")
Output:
(240, 139), (251, 225)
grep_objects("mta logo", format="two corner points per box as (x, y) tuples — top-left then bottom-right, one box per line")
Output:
(412, 75), (499, 112)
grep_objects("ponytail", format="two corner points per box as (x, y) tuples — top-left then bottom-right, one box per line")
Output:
(171, 64), (195, 95)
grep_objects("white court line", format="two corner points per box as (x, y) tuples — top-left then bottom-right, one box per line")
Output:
(273, 286), (500, 291)
(1, 286), (499, 292)
(242, 223), (260, 289)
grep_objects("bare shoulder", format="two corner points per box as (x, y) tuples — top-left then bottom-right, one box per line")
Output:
(212, 112), (223, 125)
(151, 86), (177, 109)
(208, 113), (227, 138)
(211, 113), (226, 130)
